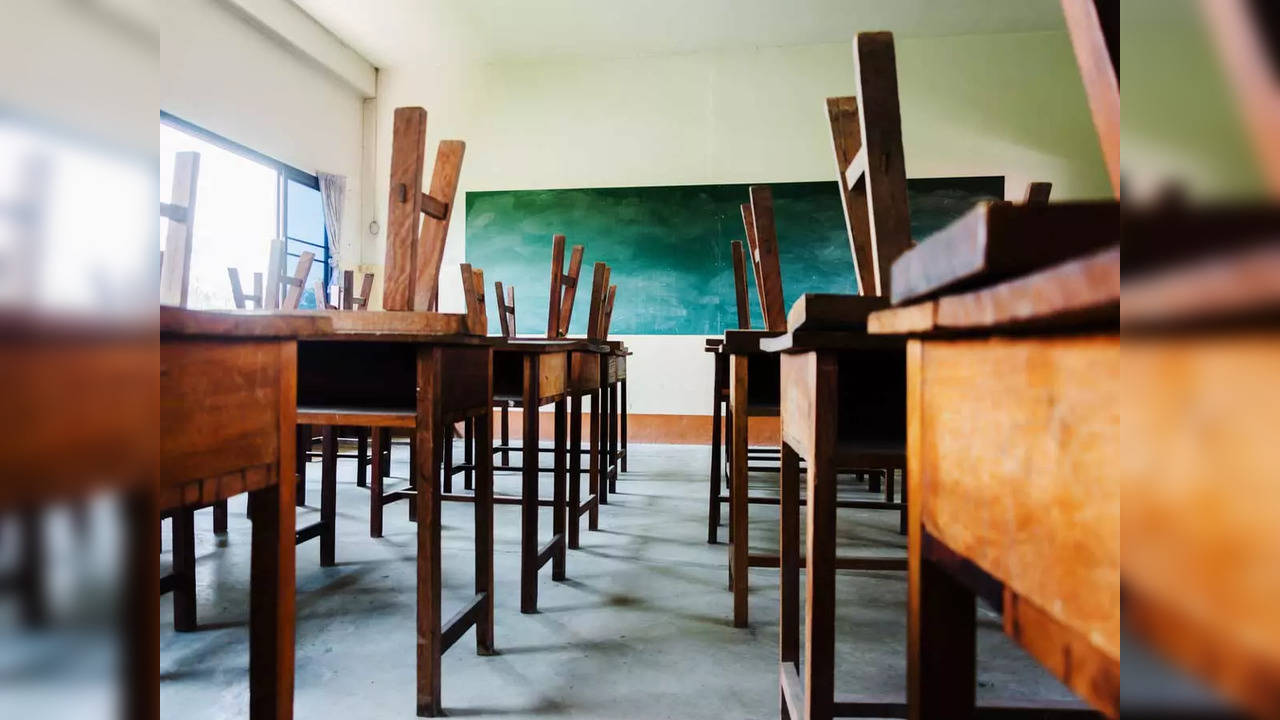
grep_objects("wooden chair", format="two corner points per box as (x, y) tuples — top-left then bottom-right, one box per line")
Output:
(227, 240), (316, 311)
(772, 28), (1117, 720)
(494, 235), (584, 464)
(157, 150), (233, 632)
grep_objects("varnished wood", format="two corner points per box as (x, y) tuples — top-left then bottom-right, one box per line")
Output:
(548, 234), (565, 338)
(415, 140), (466, 311)
(460, 263), (487, 334)
(749, 186), (787, 331)
(1023, 181), (1053, 205)
(281, 251), (314, 310)
(852, 32), (912, 297)
(1060, 0), (1120, 197)
(888, 201), (1119, 306)
(585, 262), (608, 341)
(160, 151), (200, 308)
(827, 96), (877, 295)
(785, 293), (889, 333)
(742, 202), (768, 327)
(495, 280), (517, 338)
(731, 240), (751, 329)
(384, 107), (428, 311)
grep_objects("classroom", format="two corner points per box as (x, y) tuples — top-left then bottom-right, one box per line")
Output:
(4, 0), (1280, 718)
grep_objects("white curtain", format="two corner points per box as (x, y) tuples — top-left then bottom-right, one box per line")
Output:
(317, 172), (346, 281)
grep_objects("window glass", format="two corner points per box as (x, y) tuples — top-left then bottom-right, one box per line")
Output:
(160, 124), (275, 310)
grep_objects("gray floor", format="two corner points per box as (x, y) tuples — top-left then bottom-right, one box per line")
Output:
(159, 442), (1077, 719)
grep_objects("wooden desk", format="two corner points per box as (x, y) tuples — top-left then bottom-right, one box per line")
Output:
(1120, 220), (1280, 718)
(286, 310), (494, 717)
(603, 341), (630, 484)
(161, 306), (331, 720)
(759, 295), (912, 720)
(1, 314), (157, 718)
(488, 338), (604, 612)
(868, 246), (1120, 720)
(723, 328), (784, 627)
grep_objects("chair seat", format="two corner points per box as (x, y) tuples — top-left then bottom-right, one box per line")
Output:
(297, 406), (415, 428)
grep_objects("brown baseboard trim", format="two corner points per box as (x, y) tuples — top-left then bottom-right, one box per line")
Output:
(491, 410), (779, 446)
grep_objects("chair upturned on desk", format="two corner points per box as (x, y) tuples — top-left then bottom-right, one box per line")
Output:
(290, 309), (495, 718)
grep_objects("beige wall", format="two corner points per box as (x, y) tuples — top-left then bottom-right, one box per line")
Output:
(368, 30), (1109, 416)
(161, 0), (370, 269)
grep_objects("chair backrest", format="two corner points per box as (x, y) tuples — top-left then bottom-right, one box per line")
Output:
(826, 32), (911, 298)
(459, 263), (487, 334)
(278, 250), (314, 310)
(585, 261), (612, 341)
(1061, 0), (1120, 198)
(228, 268), (264, 309)
(547, 234), (585, 338)
(383, 106), (466, 311)
(346, 270), (375, 310)
(741, 186), (786, 331)
(494, 281), (517, 338)
(730, 239), (751, 329)
(600, 284), (617, 340)
(1025, 182), (1053, 205)
(159, 151), (199, 307)
(1199, 0), (1280, 198)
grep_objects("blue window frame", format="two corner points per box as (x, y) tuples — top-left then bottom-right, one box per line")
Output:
(161, 111), (329, 309)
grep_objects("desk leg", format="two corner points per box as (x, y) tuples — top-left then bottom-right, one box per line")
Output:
(803, 353), (838, 720)
(588, 389), (601, 529)
(171, 507), (196, 632)
(475, 407), (495, 654)
(552, 398), (567, 580)
(568, 394), (582, 549)
(321, 426), (337, 567)
(520, 354), (540, 614)
(596, 387), (608, 506)
(780, 442), (801, 718)
(732, 353), (747, 622)
(724, 390), (734, 545)
(730, 354), (749, 627)
(709, 355), (724, 544)
(416, 346), (444, 716)
(249, 339), (296, 720)
(620, 377), (628, 473)
(370, 427), (386, 538)
(357, 427), (369, 488)
(608, 380), (618, 493)
(126, 490), (159, 720)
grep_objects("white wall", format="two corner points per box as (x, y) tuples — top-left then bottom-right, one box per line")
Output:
(371, 31), (1111, 415)
(161, 0), (372, 269)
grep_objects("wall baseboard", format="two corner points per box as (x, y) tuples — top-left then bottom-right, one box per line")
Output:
(490, 409), (778, 446)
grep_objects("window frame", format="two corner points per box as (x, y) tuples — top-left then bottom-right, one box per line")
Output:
(160, 111), (330, 299)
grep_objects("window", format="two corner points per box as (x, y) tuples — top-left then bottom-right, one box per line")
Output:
(159, 113), (327, 309)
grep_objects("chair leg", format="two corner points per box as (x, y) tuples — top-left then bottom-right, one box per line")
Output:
(500, 404), (510, 466)
(171, 508), (196, 632)
(443, 424), (454, 494)
(708, 360), (724, 544)
(320, 426), (337, 567)
(295, 423), (310, 506)
(356, 427), (369, 488)
(212, 499), (228, 538)
(370, 427), (386, 538)
(620, 378), (628, 472)
(464, 417), (474, 491)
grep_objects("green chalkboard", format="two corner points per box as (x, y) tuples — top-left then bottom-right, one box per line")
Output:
(465, 177), (1002, 335)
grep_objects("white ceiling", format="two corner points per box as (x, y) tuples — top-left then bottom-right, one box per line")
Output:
(293, 0), (1067, 69)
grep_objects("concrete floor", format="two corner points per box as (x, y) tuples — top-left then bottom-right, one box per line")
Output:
(159, 442), (1078, 719)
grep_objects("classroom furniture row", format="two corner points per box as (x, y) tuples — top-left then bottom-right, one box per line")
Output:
(145, 102), (633, 720)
